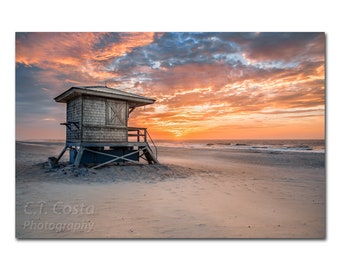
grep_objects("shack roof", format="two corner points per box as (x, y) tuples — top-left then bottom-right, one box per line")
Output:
(54, 86), (155, 108)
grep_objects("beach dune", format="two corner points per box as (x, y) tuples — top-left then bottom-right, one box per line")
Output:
(15, 141), (325, 238)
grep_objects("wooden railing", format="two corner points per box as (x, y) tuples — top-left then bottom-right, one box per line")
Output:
(128, 127), (158, 157)
(128, 127), (147, 142)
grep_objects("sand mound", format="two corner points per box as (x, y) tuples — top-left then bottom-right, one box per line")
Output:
(19, 161), (206, 184)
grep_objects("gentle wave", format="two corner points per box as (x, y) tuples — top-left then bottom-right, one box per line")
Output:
(155, 140), (325, 153)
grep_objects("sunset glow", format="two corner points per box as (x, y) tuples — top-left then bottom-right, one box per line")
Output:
(16, 32), (325, 140)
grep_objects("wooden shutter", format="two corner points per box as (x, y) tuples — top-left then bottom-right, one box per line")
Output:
(106, 100), (127, 127)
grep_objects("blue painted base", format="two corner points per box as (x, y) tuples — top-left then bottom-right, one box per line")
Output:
(69, 147), (139, 165)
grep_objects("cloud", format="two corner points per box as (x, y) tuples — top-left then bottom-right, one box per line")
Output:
(16, 32), (156, 68)
(16, 32), (158, 92)
(15, 32), (325, 140)
(237, 32), (324, 63)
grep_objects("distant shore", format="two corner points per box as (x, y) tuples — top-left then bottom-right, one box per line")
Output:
(16, 141), (325, 238)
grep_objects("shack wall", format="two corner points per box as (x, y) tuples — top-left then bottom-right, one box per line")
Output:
(66, 96), (82, 142)
(81, 95), (128, 143)
(82, 96), (106, 126)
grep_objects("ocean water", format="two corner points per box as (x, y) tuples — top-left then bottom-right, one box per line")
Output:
(155, 139), (325, 153)
(19, 139), (325, 154)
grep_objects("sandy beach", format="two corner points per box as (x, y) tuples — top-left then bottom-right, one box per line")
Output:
(15, 141), (325, 238)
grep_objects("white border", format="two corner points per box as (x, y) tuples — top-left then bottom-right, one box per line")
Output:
(2, 1), (339, 269)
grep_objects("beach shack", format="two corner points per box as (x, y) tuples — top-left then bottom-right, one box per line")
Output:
(54, 86), (159, 168)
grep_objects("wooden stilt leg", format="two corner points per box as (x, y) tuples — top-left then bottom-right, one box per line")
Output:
(56, 145), (68, 162)
(74, 147), (84, 167)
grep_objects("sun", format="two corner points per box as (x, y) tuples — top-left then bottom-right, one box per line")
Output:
(173, 129), (185, 138)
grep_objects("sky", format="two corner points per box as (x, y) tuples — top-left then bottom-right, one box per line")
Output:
(15, 32), (325, 140)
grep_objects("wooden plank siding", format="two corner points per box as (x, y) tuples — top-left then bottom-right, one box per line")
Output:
(82, 126), (127, 142)
(82, 96), (107, 126)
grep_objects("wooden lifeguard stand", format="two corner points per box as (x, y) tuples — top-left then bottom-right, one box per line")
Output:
(54, 86), (159, 168)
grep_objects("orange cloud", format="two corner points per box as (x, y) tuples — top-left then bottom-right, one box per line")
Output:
(128, 58), (324, 139)
(16, 32), (156, 67)
(16, 32), (158, 94)
(91, 32), (155, 61)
